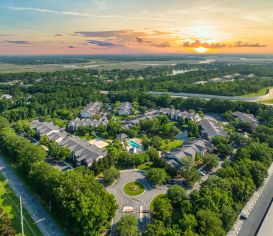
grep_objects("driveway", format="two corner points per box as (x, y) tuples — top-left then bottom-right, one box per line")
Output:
(0, 154), (65, 236)
(106, 169), (169, 231)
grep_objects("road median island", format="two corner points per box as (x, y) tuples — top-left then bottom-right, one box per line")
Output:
(123, 182), (145, 196)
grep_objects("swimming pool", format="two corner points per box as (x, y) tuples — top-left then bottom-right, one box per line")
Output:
(128, 140), (143, 149)
(176, 130), (189, 141)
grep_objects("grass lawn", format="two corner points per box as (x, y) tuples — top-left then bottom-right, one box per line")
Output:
(241, 86), (273, 98)
(261, 99), (273, 105)
(150, 194), (167, 212)
(123, 182), (145, 196)
(137, 162), (153, 170)
(161, 139), (183, 152)
(0, 174), (42, 236)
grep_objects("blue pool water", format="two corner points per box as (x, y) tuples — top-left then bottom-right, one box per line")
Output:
(176, 130), (189, 141)
(128, 140), (143, 149)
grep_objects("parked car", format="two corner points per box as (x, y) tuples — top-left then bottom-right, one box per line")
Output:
(240, 212), (248, 220)
(167, 179), (176, 185)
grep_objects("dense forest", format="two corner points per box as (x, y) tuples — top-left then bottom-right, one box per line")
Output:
(0, 117), (117, 236)
(0, 62), (272, 96)
(0, 62), (273, 235)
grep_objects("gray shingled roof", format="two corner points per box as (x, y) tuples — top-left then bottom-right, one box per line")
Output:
(31, 120), (105, 166)
(118, 102), (132, 113)
(199, 119), (228, 139)
(232, 111), (259, 126)
(80, 102), (103, 117)
(169, 139), (213, 162)
(69, 116), (108, 130)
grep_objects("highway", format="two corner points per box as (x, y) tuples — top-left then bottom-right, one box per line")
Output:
(147, 90), (272, 102)
(238, 173), (273, 236)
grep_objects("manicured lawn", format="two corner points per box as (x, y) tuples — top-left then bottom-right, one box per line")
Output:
(0, 174), (42, 236)
(137, 162), (153, 170)
(241, 86), (273, 98)
(123, 182), (145, 196)
(161, 139), (183, 152)
(150, 194), (167, 212)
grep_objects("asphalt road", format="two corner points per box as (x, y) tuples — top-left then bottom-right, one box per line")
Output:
(0, 154), (65, 236)
(148, 91), (260, 102)
(106, 169), (169, 232)
(238, 174), (273, 236)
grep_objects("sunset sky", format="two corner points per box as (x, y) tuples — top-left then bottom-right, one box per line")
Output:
(0, 0), (272, 55)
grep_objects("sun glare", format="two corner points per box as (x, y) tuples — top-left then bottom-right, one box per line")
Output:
(193, 47), (208, 53)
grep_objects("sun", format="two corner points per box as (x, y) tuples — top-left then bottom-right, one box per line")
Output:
(193, 47), (209, 53)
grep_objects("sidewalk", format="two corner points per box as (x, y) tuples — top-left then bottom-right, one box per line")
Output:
(227, 162), (273, 236)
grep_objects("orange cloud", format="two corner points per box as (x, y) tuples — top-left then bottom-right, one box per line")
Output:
(182, 40), (226, 48)
(233, 41), (266, 48)
(182, 40), (267, 48)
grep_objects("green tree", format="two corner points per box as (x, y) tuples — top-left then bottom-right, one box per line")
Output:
(116, 214), (138, 236)
(196, 209), (225, 236)
(187, 120), (199, 138)
(145, 168), (168, 185)
(217, 143), (233, 157)
(167, 185), (186, 207)
(203, 154), (219, 171)
(12, 120), (30, 134)
(152, 197), (173, 225)
(150, 136), (162, 149)
(107, 120), (122, 137)
(103, 167), (120, 186)
(0, 116), (9, 130)
(182, 168), (200, 185)
(58, 147), (71, 160)
(146, 147), (160, 160)
(48, 141), (61, 158)
(181, 156), (195, 171)
(0, 207), (16, 236)
(179, 213), (198, 234)
(39, 135), (49, 146)
(145, 220), (181, 236)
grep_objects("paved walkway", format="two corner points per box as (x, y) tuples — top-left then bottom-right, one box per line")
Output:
(0, 154), (65, 236)
(228, 162), (273, 236)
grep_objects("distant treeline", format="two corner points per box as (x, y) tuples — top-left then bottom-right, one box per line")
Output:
(0, 62), (272, 96)
(0, 54), (205, 65)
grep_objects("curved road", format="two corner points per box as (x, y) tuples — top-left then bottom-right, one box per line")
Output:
(148, 88), (273, 102)
(107, 169), (169, 231)
(0, 154), (65, 236)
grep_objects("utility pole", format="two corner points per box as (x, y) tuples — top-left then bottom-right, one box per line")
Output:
(20, 196), (24, 236)
(49, 200), (51, 212)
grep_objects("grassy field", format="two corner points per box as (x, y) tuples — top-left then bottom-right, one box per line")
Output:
(123, 182), (145, 196)
(0, 60), (181, 73)
(241, 86), (273, 98)
(0, 174), (42, 236)
(161, 139), (183, 152)
(260, 99), (273, 105)
(137, 162), (153, 170)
